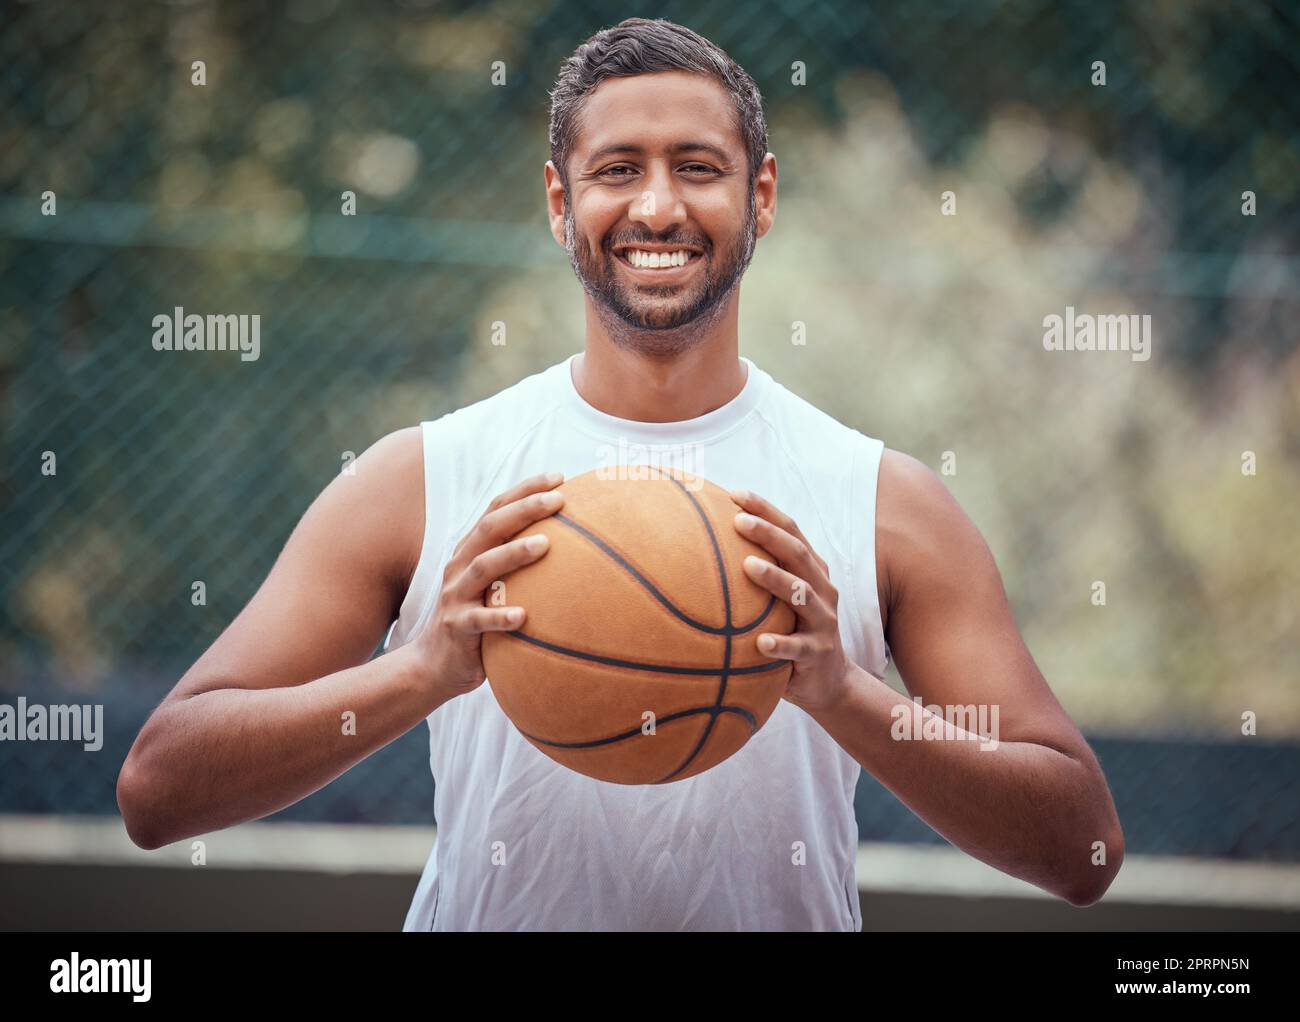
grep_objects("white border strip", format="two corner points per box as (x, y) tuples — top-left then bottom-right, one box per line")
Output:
(1, 816), (1296, 908)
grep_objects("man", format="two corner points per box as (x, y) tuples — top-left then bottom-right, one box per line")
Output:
(118, 18), (1123, 930)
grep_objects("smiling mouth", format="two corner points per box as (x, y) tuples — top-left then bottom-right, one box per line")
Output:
(614, 248), (705, 274)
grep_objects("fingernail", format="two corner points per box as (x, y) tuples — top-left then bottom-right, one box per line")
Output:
(735, 512), (755, 528)
(731, 489), (750, 504)
(507, 608), (523, 624)
(757, 634), (775, 652)
(526, 534), (548, 552)
(545, 471), (564, 484)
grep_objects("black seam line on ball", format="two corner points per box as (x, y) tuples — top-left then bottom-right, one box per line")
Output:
(520, 704), (759, 750)
(552, 512), (776, 635)
(503, 629), (787, 676)
(522, 476), (784, 785)
(664, 476), (735, 783)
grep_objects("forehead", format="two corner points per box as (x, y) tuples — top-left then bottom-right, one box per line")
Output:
(572, 71), (742, 160)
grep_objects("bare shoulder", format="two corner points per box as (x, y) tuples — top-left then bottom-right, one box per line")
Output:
(874, 448), (996, 630)
(876, 448), (973, 540)
(297, 425), (427, 601)
(163, 425), (428, 700)
(359, 424), (425, 492)
(354, 425), (426, 590)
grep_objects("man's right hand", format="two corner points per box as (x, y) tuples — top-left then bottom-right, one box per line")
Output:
(413, 471), (566, 701)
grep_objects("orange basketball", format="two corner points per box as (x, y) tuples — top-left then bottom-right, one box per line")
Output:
(481, 467), (795, 785)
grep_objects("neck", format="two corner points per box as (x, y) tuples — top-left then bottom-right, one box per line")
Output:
(575, 295), (746, 423)
(573, 346), (747, 424)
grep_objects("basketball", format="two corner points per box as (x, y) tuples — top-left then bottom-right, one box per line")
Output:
(481, 467), (796, 785)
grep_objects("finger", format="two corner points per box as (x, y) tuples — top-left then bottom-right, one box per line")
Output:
(486, 471), (565, 514)
(755, 631), (816, 662)
(729, 489), (829, 576)
(447, 473), (564, 573)
(742, 555), (834, 626)
(459, 605), (527, 635)
(463, 485), (566, 562)
(734, 511), (834, 604)
(455, 533), (550, 601)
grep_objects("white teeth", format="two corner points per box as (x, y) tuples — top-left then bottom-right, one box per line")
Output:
(626, 249), (692, 268)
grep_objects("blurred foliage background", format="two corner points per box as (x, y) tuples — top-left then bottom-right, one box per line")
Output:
(0, 0), (1298, 839)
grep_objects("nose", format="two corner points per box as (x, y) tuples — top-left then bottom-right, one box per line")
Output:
(627, 159), (686, 234)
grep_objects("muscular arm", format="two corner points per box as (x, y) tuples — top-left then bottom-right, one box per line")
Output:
(811, 450), (1124, 905)
(116, 427), (432, 850)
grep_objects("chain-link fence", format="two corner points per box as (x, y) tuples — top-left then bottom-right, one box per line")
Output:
(1, 2), (1298, 853)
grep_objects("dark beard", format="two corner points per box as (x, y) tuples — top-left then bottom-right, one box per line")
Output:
(564, 191), (758, 335)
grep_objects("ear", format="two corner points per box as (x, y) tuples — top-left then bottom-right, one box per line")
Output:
(544, 161), (568, 248)
(753, 153), (778, 239)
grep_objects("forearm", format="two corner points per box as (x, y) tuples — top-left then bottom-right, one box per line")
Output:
(809, 661), (1123, 905)
(118, 642), (443, 849)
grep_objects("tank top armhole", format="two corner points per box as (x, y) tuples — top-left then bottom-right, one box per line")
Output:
(847, 432), (890, 680)
(384, 419), (458, 652)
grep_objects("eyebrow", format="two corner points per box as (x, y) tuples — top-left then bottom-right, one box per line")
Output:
(582, 141), (734, 166)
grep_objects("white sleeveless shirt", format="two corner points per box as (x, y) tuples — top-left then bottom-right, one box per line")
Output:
(384, 352), (890, 931)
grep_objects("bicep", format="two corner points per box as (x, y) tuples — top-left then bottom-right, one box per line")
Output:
(171, 427), (425, 700)
(877, 450), (1089, 755)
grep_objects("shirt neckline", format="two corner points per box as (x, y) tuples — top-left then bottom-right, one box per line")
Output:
(558, 351), (766, 445)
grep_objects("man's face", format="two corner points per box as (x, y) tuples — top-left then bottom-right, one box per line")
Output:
(552, 71), (765, 332)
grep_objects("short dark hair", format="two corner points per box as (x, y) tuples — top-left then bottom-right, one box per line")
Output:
(548, 18), (768, 193)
